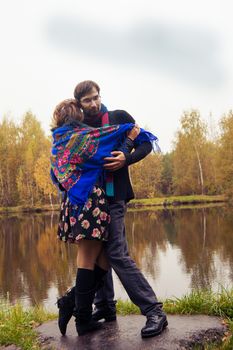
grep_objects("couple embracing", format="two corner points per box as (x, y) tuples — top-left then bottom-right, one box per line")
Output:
(50, 80), (168, 338)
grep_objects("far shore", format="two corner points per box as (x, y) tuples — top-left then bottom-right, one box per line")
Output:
(128, 194), (226, 208)
(0, 194), (227, 214)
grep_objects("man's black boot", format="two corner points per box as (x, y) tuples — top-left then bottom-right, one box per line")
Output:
(74, 268), (102, 336)
(141, 313), (168, 338)
(57, 287), (75, 335)
(92, 300), (117, 322)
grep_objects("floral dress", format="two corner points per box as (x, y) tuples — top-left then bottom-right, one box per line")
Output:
(58, 186), (110, 243)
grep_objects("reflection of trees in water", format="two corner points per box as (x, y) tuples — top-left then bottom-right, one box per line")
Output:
(216, 208), (233, 282)
(0, 213), (77, 305)
(173, 208), (216, 289)
(126, 207), (233, 290)
(188, 208), (217, 289)
(173, 206), (233, 289)
(0, 206), (233, 305)
(125, 210), (168, 278)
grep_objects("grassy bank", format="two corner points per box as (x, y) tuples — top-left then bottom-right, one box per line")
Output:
(1, 289), (232, 349)
(117, 288), (232, 317)
(0, 195), (227, 214)
(129, 194), (226, 208)
(0, 204), (60, 214)
(0, 299), (56, 350)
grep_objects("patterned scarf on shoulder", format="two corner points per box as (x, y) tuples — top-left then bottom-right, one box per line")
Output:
(50, 120), (159, 206)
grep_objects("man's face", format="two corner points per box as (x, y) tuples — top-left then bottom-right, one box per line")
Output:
(79, 87), (101, 116)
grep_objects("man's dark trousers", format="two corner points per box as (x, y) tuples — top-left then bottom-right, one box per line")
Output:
(94, 200), (162, 316)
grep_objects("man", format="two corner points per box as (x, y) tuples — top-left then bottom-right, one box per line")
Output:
(58, 80), (168, 338)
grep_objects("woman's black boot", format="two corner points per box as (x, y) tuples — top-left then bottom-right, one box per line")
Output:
(57, 287), (75, 335)
(73, 268), (102, 336)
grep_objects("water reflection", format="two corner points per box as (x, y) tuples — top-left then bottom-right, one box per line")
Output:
(0, 206), (232, 309)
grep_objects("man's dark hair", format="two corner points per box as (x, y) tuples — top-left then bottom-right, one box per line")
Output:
(74, 80), (100, 102)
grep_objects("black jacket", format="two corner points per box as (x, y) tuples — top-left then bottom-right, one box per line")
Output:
(84, 110), (152, 202)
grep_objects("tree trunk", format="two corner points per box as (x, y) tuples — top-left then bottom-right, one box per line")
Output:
(194, 144), (204, 195)
(49, 193), (53, 210)
(0, 169), (4, 204)
(202, 208), (206, 252)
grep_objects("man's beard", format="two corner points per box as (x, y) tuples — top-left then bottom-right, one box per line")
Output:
(83, 111), (101, 127)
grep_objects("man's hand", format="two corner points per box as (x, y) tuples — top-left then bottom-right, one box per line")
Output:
(128, 124), (140, 140)
(104, 151), (126, 171)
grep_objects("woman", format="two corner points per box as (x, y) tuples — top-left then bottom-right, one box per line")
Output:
(51, 99), (142, 336)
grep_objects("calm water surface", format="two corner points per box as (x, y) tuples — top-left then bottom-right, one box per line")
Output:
(0, 205), (232, 311)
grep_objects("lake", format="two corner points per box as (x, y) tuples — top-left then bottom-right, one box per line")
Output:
(0, 205), (232, 311)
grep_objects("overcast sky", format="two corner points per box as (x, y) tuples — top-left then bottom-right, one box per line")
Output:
(1, 0), (233, 152)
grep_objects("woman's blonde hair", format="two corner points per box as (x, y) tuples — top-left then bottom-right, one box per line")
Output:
(52, 99), (83, 128)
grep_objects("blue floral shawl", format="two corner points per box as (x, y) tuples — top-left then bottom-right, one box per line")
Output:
(50, 122), (159, 205)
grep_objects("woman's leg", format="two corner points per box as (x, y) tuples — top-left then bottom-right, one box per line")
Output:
(76, 239), (103, 270)
(57, 240), (109, 336)
(77, 240), (109, 293)
(96, 247), (109, 271)
(74, 240), (109, 335)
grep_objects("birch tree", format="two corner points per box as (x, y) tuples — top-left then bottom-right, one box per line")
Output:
(173, 110), (208, 195)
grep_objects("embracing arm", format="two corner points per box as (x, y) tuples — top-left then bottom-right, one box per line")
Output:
(104, 110), (152, 170)
(118, 114), (152, 165)
(124, 141), (152, 166)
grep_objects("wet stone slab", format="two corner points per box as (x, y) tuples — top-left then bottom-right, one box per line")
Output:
(37, 315), (227, 350)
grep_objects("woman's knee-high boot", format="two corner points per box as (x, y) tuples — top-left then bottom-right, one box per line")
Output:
(74, 268), (102, 336)
(57, 287), (75, 335)
(56, 265), (107, 335)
